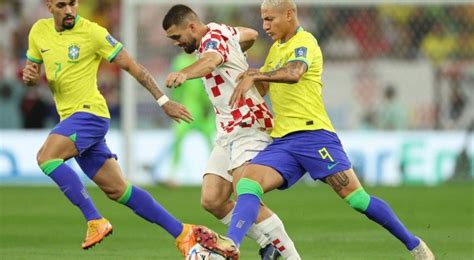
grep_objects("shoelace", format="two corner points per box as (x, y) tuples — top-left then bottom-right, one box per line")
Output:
(85, 222), (100, 239)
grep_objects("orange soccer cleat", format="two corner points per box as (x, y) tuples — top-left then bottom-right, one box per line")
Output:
(81, 218), (113, 250)
(175, 223), (197, 256)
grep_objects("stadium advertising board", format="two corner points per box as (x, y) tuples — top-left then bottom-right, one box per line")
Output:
(1, 130), (472, 185)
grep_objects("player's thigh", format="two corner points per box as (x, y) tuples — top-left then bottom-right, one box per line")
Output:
(202, 143), (233, 206)
(92, 158), (128, 198)
(241, 164), (285, 193)
(325, 168), (363, 198)
(249, 136), (305, 190)
(204, 143), (233, 183)
(37, 134), (79, 164)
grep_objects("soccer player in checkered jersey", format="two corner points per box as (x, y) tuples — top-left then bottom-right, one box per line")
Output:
(193, 1), (435, 259)
(162, 4), (301, 260)
(22, 0), (210, 256)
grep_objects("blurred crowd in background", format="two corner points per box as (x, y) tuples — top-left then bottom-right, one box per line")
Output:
(0, 0), (472, 131)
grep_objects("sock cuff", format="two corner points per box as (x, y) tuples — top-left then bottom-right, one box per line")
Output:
(117, 183), (133, 204)
(236, 178), (264, 199)
(256, 213), (282, 231)
(40, 159), (64, 175)
(175, 223), (189, 241)
(219, 208), (234, 226)
(344, 187), (370, 212)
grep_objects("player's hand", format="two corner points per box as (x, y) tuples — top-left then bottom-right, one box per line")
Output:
(166, 72), (187, 88)
(162, 100), (194, 123)
(229, 74), (254, 108)
(22, 63), (40, 86)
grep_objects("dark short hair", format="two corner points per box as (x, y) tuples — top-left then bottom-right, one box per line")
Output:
(162, 4), (197, 30)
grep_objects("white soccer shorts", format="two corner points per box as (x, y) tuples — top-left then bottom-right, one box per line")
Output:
(204, 127), (272, 182)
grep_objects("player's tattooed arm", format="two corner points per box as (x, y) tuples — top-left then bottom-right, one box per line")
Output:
(236, 27), (258, 52)
(113, 48), (193, 123)
(112, 48), (163, 100)
(246, 61), (307, 84)
(230, 60), (306, 106)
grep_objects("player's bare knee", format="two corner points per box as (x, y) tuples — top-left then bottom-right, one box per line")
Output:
(201, 195), (224, 214)
(36, 149), (51, 166)
(105, 184), (127, 201)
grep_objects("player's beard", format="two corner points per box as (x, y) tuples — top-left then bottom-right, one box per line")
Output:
(183, 39), (197, 54)
(62, 15), (76, 30)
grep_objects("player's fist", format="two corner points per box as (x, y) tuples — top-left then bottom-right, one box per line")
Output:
(22, 63), (40, 86)
(166, 72), (187, 88)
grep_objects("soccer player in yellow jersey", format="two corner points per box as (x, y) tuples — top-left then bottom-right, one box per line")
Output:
(195, 1), (435, 259)
(22, 0), (200, 255)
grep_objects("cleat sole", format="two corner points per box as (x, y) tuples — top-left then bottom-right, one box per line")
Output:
(82, 228), (113, 250)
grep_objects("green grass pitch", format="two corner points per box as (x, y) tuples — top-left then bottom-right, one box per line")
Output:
(1, 183), (473, 259)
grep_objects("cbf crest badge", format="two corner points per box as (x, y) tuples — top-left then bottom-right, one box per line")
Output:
(68, 44), (80, 60)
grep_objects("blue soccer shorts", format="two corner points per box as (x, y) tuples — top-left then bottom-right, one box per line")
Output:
(50, 112), (117, 179)
(251, 129), (352, 189)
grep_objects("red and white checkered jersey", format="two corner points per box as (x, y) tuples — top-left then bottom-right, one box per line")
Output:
(197, 23), (273, 136)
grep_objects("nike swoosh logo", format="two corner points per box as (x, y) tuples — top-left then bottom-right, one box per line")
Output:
(40, 49), (50, 53)
(327, 162), (339, 170)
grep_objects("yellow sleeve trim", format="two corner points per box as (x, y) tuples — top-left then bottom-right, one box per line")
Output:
(26, 54), (43, 64)
(107, 44), (123, 62)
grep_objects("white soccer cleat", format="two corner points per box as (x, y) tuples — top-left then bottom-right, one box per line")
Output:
(410, 238), (435, 260)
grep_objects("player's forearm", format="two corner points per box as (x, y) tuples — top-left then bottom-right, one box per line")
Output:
(113, 48), (165, 100)
(252, 61), (305, 84)
(132, 63), (164, 100)
(180, 56), (218, 79)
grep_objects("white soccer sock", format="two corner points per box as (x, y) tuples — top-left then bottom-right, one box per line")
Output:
(219, 208), (270, 248)
(256, 214), (301, 260)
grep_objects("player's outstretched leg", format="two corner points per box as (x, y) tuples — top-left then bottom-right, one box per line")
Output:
(115, 183), (195, 255)
(328, 170), (434, 259)
(40, 159), (111, 249)
(346, 188), (434, 259)
(194, 225), (240, 260)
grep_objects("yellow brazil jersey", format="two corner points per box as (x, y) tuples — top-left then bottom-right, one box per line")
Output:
(26, 16), (123, 120)
(261, 27), (335, 138)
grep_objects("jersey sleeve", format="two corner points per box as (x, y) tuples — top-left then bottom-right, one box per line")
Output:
(201, 29), (230, 64)
(91, 23), (123, 62)
(286, 34), (317, 70)
(26, 23), (43, 64)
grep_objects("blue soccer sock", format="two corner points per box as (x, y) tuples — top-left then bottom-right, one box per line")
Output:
(118, 185), (183, 238)
(227, 194), (261, 246)
(44, 161), (102, 221)
(364, 196), (420, 250)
